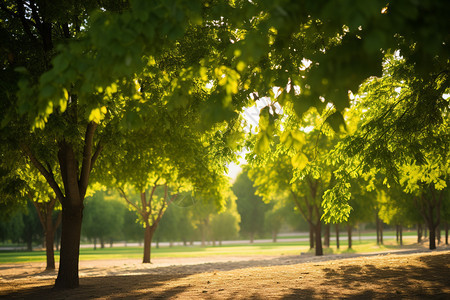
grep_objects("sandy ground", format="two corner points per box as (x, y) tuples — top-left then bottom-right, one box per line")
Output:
(1, 248), (449, 299)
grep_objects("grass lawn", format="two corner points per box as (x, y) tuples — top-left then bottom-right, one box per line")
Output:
(0, 235), (421, 264)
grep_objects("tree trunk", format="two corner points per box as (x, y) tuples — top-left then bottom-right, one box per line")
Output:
(335, 223), (340, 249)
(445, 222), (448, 245)
(324, 224), (330, 248)
(100, 237), (105, 249)
(309, 225), (315, 249)
(376, 213), (380, 245)
(314, 222), (323, 256)
(272, 230), (277, 243)
(250, 232), (254, 244)
(45, 229), (56, 270)
(143, 225), (153, 263)
(93, 237), (97, 250)
(396, 225), (399, 243)
(417, 223), (422, 243)
(26, 239), (33, 252)
(379, 220), (384, 245)
(399, 225), (403, 246)
(436, 224), (441, 245)
(54, 204), (83, 289)
(347, 225), (352, 249)
(428, 223), (436, 250)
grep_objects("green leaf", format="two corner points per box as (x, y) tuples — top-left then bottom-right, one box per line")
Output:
(291, 152), (308, 170)
(255, 133), (270, 154)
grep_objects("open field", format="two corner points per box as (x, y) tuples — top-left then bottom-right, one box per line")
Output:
(0, 233), (422, 264)
(0, 243), (449, 299)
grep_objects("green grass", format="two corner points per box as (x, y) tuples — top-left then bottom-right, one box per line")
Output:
(0, 236), (422, 264)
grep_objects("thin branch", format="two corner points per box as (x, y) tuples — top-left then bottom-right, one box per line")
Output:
(90, 141), (103, 172)
(141, 191), (147, 215)
(149, 182), (158, 202)
(290, 190), (313, 226)
(154, 200), (167, 227)
(79, 121), (98, 199)
(117, 187), (140, 213)
(21, 143), (65, 202)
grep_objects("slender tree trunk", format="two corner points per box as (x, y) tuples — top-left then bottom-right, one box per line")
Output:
(100, 237), (105, 249)
(417, 223), (422, 243)
(314, 222), (323, 256)
(45, 229), (56, 270)
(324, 223), (330, 248)
(143, 225), (153, 263)
(54, 204), (84, 289)
(437, 224), (441, 245)
(399, 225), (403, 246)
(445, 222), (448, 245)
(335, 223), (340, 249)
(309, 225), (315, 249)
(396, 225), (399, 243)
(379, 220), (384, 245)
(376, 213), (380, 245)
(250, 232), (254, 244)
(93, 237), (97, 250)
(347, 225), (352, 249)
(272, 230), (277, 243)
(26, 239), (33, 252)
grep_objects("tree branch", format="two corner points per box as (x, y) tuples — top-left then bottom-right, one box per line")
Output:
(118, 187), (140, 213)
(90, 141), (103, 172)
(140, 191), (147, 215)
(21, 143), (65, 203)
(79, 121), (98, 199)
(290, 190), (312, 226)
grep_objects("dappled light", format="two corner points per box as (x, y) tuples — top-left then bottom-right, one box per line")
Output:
(1, 0), (448, 297)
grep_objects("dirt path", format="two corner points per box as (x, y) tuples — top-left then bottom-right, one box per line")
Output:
(1, 248), (449, 299)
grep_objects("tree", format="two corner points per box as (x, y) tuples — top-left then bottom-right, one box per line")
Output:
(210, 195), (240, 246)
(232, 170), (269, 242)
(82, 191), (124, 249)
(0, 154), (61, 269)
(330, 53), (449, 250)
(249, 107), (340, 256)
(264, 205), (285, 243)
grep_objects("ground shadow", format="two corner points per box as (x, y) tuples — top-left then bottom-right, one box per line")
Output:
(1, 273), (191, 299)
(1, 249), (449, 299)
(282, 252), (450, 299)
